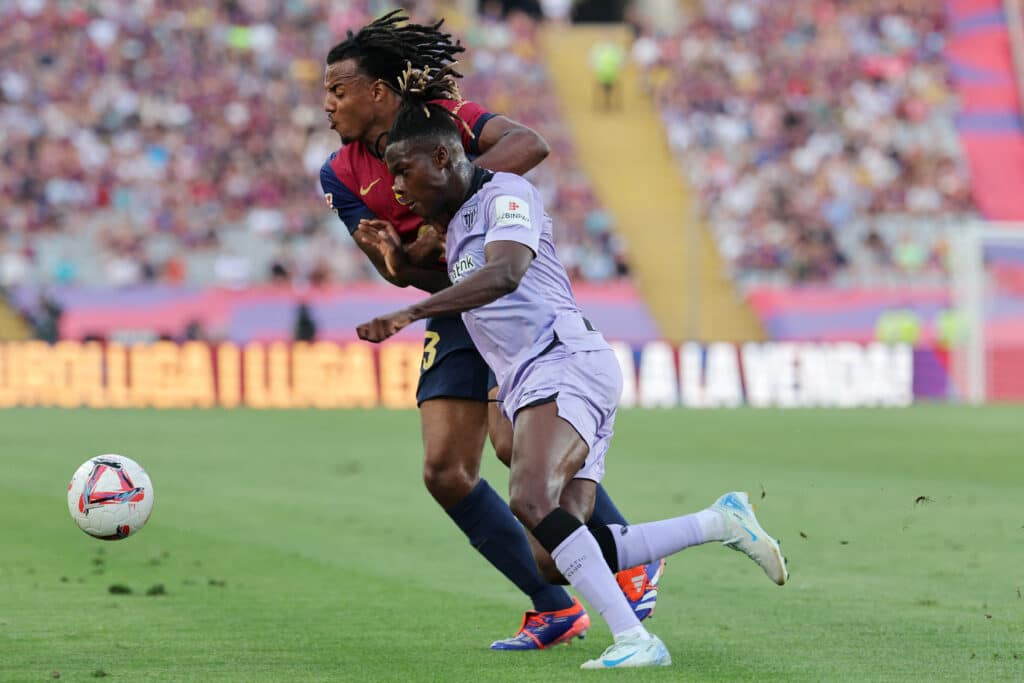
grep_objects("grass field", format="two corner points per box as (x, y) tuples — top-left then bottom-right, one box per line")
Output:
(1, 406), (1022, 682)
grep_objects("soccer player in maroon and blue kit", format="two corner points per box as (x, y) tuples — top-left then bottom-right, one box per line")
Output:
(317, 12), (662, 649)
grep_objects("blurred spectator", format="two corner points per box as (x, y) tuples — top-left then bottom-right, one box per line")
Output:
(539, 0), (572, 25)
(590, 40), (626, 111)
(639, 0), (977, 286)
(269, 256), (291, 284)
(183, 318), (207, 342)
(0, 3), (624, 289)
(29, 293), (62, 343)
(294, 302), (317, 342)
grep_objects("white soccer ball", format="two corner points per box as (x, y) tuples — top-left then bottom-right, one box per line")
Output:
(67, 454), (154, 540)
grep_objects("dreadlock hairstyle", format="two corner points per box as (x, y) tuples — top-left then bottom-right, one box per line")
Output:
(325, 10), (465, 92)
(387, 62), (474, 151)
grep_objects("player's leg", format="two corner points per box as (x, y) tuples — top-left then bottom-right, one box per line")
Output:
(476, 384), (589, 650)
(419, 384), (574, 616)
(417, 318), (581, 649)
(508, 400), (670, 669)
(491, 378), (626, 528)
(517, 437), (788, 587)
(486, 380), (513, 467)
(587, 480), (665, 621)
(491, 379), (621, 528)
(562, 369), (786, 588)
(491, 373), (665, 619)
(587, 491), (789, 586)
(419, 397), (487, 508)
(491, 374), (629, 536)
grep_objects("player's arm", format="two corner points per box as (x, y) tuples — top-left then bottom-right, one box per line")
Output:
(321, 161), (441, 291)
(407, 240), (533, 319)
(357, 241), (533, 342)
(449, 100), (548, 175)
(473, 115), (549, 175)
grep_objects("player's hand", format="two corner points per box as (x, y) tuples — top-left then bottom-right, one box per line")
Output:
(406, 223), (445, 266)
(356, 309), (414, 343)
(351, 222), (380, 262)
(357, 219), (407, 278)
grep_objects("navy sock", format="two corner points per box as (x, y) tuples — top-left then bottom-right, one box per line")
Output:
(446, 479), (574, 612)
(589, 483), (629, 527)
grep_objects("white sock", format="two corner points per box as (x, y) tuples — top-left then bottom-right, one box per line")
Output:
(696, 507), (728, 541)
(608, 508), (725, 569)
(551, 525), (648, 639)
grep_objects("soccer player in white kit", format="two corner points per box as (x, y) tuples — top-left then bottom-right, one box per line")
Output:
(357, 67), (788, 669)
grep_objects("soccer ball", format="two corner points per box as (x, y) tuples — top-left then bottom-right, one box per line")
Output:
(67, 454), (154, 540)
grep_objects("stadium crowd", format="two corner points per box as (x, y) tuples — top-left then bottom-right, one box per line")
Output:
(637, 0), (976, 285)
(0, 0), (625, 289)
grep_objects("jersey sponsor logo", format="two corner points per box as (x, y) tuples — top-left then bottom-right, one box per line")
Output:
(494, 195), (531, 229)
(449, 253), (477, 283)
(359, 178), (381, 196)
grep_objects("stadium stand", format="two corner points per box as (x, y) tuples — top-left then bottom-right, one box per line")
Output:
(0, 1), (624, 291)
(639, 0), (980, 287)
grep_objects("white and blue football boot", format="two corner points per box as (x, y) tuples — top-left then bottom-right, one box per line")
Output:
(712, 491), (788, 585)
(580, 634), (672, 669)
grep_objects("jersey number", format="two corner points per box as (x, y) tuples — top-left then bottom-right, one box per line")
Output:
(422, 331), (441, 371)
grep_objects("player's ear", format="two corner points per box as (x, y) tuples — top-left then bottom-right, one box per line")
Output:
(433, 144), (450, 168)
(370, 79), (389, 102)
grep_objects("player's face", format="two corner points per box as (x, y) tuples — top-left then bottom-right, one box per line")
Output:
(385, 140), (451, 220)
(323, 60), (378, 145)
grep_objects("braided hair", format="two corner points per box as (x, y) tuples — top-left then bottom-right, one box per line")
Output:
(387, 62), (473, 150)
(326, 10), (465, 92)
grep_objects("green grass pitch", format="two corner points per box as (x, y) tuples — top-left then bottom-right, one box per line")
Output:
(1, 406), (1022, 681)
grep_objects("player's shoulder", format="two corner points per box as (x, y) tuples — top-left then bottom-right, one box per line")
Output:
(481, 172), (537, 204)
(480, 172), (539, 228)
(319, 150), (352, 194)
(321, 143), (365, 171)
(322, 143), (381, 187)
(320, 150), (340, 175)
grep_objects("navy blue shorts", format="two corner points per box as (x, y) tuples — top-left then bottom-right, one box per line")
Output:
(416, 315), (498, 405)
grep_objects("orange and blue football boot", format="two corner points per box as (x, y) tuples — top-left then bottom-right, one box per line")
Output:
(489, 597), (590, 650)
(616, 559), (665, 621)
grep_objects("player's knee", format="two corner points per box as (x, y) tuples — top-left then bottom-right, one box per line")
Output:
(422, 459), (476, 508)
(508, 485), (557, 530)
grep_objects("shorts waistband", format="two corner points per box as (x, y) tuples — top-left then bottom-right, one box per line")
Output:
(538, 317), (596, 357)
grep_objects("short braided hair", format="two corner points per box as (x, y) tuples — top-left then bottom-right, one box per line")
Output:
(388, 62), (474, 150)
